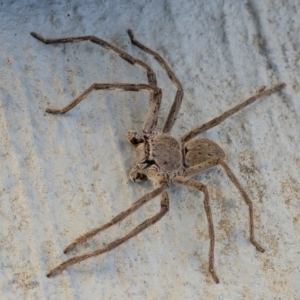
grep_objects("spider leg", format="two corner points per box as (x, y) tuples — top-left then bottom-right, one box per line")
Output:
(31, 32), (160, 133)
(128, 29), (184, 133)
(218, 159), (265, 252)
(45, 83), (161, 131)
(172, 176), (219, 284)
(183, 158), (220, 177)
(64, 182), (168, 254)
(184, 158), (264, 252)
(47, 191), (169, 278)
(30, 32), (157, 84)
(180, 83), (286, 143)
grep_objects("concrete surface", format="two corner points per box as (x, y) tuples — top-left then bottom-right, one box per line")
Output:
(0, 0), (299, 299)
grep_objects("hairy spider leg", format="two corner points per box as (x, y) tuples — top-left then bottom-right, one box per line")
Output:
(31, 32), (161, 133)
(128, 29), (184, 133)
(181, 83), (286, 143)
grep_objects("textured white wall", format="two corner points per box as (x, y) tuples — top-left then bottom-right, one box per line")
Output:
(0, 0), (299, 299)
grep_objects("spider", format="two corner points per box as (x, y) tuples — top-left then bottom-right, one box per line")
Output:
(31, 29), (286, 283)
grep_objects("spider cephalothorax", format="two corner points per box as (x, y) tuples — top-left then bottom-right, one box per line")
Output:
(31, 29), (285, 283)
(127, 131), (183, 181)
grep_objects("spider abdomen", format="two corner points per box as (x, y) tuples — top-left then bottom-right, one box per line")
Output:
(184, 138), (225, 167)
(148, 134), (183, 173)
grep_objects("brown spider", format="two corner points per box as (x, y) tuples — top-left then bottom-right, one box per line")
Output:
(31, 30), (286, 283)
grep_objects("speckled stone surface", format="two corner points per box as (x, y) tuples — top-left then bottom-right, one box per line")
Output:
(0, 1), (300, 299)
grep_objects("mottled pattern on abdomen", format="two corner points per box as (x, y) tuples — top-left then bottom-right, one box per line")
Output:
(184, 139), (225, 167)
